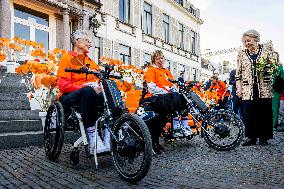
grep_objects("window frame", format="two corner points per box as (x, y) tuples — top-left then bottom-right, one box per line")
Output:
(12, 3), (56, 51)
(191, 30), (197, 54)
(119, 44), (131, 65)
(179, 23), (185, 50)
(176, 0), (184, 6)
(94, 36), (102, 64)
(163, 14), (170, 43)
(143, 2), (152, 36)
(119, 0), (130, 23)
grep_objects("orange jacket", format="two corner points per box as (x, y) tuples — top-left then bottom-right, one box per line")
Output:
(209, 80), (229, 99)
(145, 66), (175, 97)
(57, 52), (99, 94)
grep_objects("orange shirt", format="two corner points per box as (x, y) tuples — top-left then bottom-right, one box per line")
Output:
(209, 80), (229, 99)
(57, 52), (99, 94)
(145, 66), (175, 89)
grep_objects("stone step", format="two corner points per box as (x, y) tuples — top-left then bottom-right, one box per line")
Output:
(0, 131), (81, 149)
(0, 120), (42, 133)
(0, 100), (30, 110)
(0, 83), (28, 93)
(0, 110), (40, 120)
(0, 77), (23, 84)
(0, 66), (7, 74)
(0, 73), (22, 82)
(0, 93), (28, 101)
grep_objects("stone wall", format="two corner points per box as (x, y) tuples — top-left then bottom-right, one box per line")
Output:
(153, 5), (163, 40)
(133, 48), (141, 67)
(102, 38), (113, 58)
(169, 17), (179, 47)
(113, 41), (120, 59)
(133, 0), (140, 27)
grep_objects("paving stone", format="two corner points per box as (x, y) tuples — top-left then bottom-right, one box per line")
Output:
(0, 132), (283, 188)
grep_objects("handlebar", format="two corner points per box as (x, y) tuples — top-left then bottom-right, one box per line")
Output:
(65, 67), (123, 79)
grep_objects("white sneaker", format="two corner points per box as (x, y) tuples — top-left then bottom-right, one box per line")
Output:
(183, 127), (193, 136)
(173, 130), (183, 138)
(89, 134), (109, 154)
(173, 117), (182, 130)
(103, 129), (110, 151)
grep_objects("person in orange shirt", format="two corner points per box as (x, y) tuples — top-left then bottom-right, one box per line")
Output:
(143, 50), (189, 154)
(57, 30), (108, 154)
(209, 75), (229, 109)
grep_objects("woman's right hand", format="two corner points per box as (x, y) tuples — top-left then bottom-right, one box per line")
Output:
(94, 86), (102, 94)
(236, 89), (242, 98)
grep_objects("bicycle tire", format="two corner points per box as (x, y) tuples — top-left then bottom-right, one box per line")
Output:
(111, 113), (152, 184)
(202, 109), (244, 151)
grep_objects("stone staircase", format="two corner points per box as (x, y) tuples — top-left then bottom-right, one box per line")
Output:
(0, 66), (43, 149)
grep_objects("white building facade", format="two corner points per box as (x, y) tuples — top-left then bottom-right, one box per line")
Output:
(0, 0), (203, 81)
(202, 47), (241, 81)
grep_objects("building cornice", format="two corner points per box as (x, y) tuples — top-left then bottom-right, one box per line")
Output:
(203, 47), (242, 57)
(166, 0), (204, 25)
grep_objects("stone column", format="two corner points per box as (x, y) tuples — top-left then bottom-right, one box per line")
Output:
(0, 0), (12, 38)
(62, 9), (71, 50)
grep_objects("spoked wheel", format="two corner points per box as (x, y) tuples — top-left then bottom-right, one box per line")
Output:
(111, 113), (152, 184)
(70, 148), (80, 166)
(202, 109), (244, 151)
(44, 101), (65, 160)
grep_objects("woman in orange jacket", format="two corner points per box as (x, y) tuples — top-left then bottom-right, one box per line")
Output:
(142, 50), (188, 154)
(57, 30), (108, 154)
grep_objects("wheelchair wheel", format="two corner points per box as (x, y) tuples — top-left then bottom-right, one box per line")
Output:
(70, 148), (80, 166)
(44, 101), (65, 160)
(202, 109), (244, 151)
(111, 113), (152, 184)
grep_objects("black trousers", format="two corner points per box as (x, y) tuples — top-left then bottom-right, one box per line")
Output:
(216, 96), (228, 110)
(242, 98), (273, 140)
(59, 86), (104, 128)
(232, 95), (244, 120)
(142, 92), (187, 146)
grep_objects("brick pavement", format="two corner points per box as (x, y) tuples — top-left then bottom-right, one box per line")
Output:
(0, 132), (283, 189)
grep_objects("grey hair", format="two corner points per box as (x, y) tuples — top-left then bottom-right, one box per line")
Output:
(242, 29), (260, 42)
(71, 30), (91, 45)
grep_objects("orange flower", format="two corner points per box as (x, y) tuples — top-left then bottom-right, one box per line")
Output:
(0, 54), (6, 62)
(61, 49), (67, 55)
(9, 43), (16, 49)
(53, 48), (61, 54)
(13, 36), (19, 42)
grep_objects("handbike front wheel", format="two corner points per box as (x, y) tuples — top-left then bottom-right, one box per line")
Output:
(202, 109), (244, 151)
(111, 113), (152, 184)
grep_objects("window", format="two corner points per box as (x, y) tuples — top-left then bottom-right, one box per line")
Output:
(164, 59), (171, 70)
(119, 0), (130, 23)
(163, 14), (170, 43)
(143, 53), (151, 67)
(94, 36), (101, 64)
(189, 6), (196, 16)
(119, 44), (131, 65)
(223, 61), (230, 74)
(192, 68), (197, 81)
(191, 30), (197, 54)
(175, 0), (183, 6)
(13, 4), (50, 51)
(143, 2), (152, 35)
(179, 23), (184, 49)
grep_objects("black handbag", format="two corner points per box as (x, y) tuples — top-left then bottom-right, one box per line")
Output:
(273, 75), (284, 94)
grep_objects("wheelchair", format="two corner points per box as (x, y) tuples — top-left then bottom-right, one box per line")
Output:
(44, 66), (153, 184)
(136, 79), (244, 151)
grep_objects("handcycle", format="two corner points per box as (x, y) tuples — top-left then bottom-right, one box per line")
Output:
(43, 65), (152, 183)
(137, 79), (244, 151)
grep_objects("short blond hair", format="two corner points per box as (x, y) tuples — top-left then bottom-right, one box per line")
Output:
(151, 50), (164, 65)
